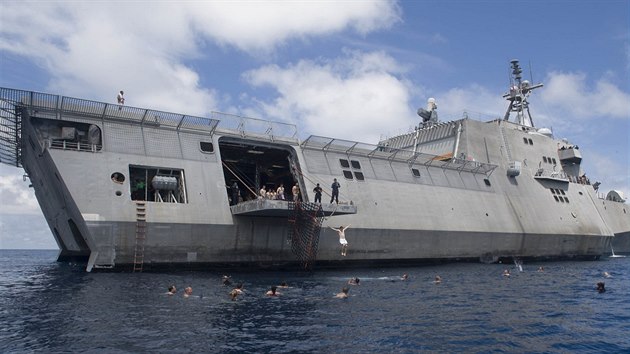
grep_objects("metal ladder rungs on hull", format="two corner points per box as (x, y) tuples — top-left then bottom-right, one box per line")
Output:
(133, 202), (147, 272)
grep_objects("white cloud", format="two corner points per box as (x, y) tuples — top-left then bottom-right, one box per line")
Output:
(242, 50), (415, 143)
(0, 165), (40, 215)
(0, 1), (400, 117)
(540, 71), (630, 120)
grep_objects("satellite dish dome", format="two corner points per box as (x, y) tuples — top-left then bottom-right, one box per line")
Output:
(606, 190), (626, 203)
(427, 97), (437, 111)
(537, 127), (553, 137)
(428, 98), (436, 103)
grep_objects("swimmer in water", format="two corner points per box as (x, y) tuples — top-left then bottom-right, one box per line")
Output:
(222, 275), (232, 286)
(401, 273), (409, 281)
(603, 272), (611, 278)
(434, 275), (442, 284)
(334, 287), (349, 299)
(348, 277), (360, 285)
(596, 282), (606, 293)
(166, 285), (177, 295)
(537, 266), (544, 272)
(266, 286), (281, 296)
(183, 286), (193, 298)
(503, 269), (510, 277)
(278, 281), (289, 288)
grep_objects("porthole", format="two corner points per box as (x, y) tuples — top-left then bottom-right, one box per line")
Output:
(543, 156), (548, 163)
(354, 172), (364, 181)
(484, 178), (491, 186)
(523, 137), (528, 144)
(528, 139), (533, 145)
(551, 158), (557, 164)
(200, 141), (214, 153)
(342, 170), (353, 179)
(560, 197), (565, 203)
(554, 196), (559, 202)
(339, 159), (350, 168)
(111, 172), (125, 184)
(564, 197), (569, 203)
(560, 190), (565, 195)
(551, 189), (556, 195)
(350, 160), (361, 169)
(412, 168), (421, 177)
(115, 191), (122, 196)
(578, 191), (583, 195)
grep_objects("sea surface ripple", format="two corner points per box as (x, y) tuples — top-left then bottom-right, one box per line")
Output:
(1, 250), (629, 353)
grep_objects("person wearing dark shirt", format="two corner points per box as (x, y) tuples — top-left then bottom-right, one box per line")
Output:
(313, 183), (323, 203)
(330, 178), (340, 204)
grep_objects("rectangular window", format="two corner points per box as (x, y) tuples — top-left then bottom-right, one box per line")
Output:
(412, 168), (421, 177)
(200, 141), (214, 153)
(354, 172), (364, 181)
(342, 170), (353, 179)
(351, 160), (361, 169)
(339, 159), (350, 168)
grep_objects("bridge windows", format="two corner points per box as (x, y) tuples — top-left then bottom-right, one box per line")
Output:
(339, 159), (365, 181)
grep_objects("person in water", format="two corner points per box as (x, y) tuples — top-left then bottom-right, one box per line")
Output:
(222, 275), (232, 286)
(166, 285), (177, 295)
(278, 281), (289, 288)
(335, 287), (349, 299)
(434, 275), (442, 284)
(348, 277), (360, 285)
(401, 273), (409, 281)
(183, 286), (193, 298)
(266, 286), (281, 297)
(330, 224), (351, 256)
(596, 282), (606, 293)
(503, 269), (510, 277)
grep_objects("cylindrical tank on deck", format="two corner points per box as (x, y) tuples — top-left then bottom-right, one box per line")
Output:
(152, 176), (178, 190)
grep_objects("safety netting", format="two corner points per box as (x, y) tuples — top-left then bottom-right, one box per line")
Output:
(287, 201), (323, 270)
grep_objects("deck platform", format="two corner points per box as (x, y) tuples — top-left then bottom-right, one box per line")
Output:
(230, 199), (357, 217)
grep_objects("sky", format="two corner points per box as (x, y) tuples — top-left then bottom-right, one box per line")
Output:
(0, 0), (628, 249)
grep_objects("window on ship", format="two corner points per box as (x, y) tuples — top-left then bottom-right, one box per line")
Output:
(128, 166), (188, 203)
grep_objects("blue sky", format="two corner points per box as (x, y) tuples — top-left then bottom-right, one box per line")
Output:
(1, 0), (629, 249)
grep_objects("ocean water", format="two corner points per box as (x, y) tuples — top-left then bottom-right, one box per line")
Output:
(1, 250), (629, 353)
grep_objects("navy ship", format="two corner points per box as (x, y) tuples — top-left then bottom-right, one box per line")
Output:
(1, 60), (628, 271)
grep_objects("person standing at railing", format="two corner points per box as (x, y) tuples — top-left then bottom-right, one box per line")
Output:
(117, 90), (125, 110)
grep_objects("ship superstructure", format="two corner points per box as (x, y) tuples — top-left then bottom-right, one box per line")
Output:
(1, 60), (628, 271)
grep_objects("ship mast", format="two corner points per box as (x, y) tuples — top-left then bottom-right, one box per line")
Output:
(502, 59), (543, 127)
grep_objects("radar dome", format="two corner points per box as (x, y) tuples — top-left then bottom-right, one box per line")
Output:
(606, 190), (626, 203)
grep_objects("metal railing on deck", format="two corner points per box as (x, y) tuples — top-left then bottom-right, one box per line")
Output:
(301, 135), (497, 175)
(0, 87), (299, 144)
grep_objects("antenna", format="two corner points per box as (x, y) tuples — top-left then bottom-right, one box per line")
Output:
(529, 60), (534, 84)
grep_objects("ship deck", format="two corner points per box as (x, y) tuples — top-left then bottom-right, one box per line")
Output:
(230, 199), (357, 217)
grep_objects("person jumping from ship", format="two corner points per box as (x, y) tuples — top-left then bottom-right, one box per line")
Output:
(330, 224), (351, 256)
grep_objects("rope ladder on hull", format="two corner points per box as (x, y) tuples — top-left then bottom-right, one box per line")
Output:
(287, 201), (323, 270)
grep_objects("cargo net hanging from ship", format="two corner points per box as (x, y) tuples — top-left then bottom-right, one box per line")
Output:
(287, 201), (324, 270)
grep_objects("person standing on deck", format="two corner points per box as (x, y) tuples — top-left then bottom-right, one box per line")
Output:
(330, 224), (351, 256)
(292, 184), (300, 202)
(313, 183), (323, 203)
(117, 90), (125, 110)
(230, 182), (240, 205)
(330, 178), (340, 204)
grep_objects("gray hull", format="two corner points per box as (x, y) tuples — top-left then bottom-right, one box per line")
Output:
(1, 87), (628, 271)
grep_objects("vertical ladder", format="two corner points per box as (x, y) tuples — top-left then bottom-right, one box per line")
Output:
(133, 202), (147, 272)
(499, 122), (513, 163)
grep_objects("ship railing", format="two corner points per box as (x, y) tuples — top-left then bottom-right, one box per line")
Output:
(212, 111), (298, 143)
(0, 87), (299, 143)
(533, 168), (569, 181)
(301, 135), (497, 175)
(47, 139), (102, 152)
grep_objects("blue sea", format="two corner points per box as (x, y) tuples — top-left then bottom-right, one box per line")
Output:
(1, 250), (629, 353)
